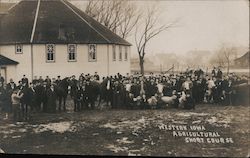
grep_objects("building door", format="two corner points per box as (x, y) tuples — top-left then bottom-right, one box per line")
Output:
(0, 67), (7, 82)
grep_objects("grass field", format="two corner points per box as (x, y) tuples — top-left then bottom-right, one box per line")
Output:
(0, 102), (249, 157)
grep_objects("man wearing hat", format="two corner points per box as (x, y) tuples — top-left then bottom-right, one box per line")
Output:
(111, 79), (123, 109)
(46, 84), (57, 113)
(55, 76), (61, 86)
(94, 72), (100, 81)
(70, 75), (78, 99)
(21, 75), (29, 88)
(44, 76), (51, 87)
(85, 79), (96, 109)
(7, 79), (16, 91)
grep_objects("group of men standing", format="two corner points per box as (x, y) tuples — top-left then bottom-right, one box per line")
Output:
(0, 68), (249, 122)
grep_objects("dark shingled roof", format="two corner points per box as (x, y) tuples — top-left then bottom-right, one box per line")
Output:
(0, 54), (19, 65)
(0, 0), (131, 46)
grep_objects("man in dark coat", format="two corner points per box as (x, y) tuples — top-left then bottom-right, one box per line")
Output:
(163, 80), (173, 97)
(0, 84), (12, 120)
(46, 84), (57, 113)
(7, 79), (16, 91)
(217, 68), (223, 79)
(34, 82), (44, 112)
(80, 83), (88, 110)
(21, 75), (29, 88)
(183, 92), (195, 110)
(145, 79), (157, 108)
(212, 77), (221, 104)
(111, 80), (123, 109)
(85, 79), (96, 109)
(19, 85), (30, 121)
(45, 76), (52, 85)
(146, 79), (157, 99)
(32, 76), (39, 85)
(70, 75), (78, 98)
(223, 79), (234, 105)
(55, 76), (62, 86)
(0, 73), (4, 84)
(38, 76), (44, 83)
(94, 72), (100, 81)
(27, 83), (37, 113)
(72, 83), (84, 112)
(192, 77), (199, 103)
(211, 67), (217, 78)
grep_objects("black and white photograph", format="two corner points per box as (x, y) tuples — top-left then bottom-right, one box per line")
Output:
(0, 0), (249, 157)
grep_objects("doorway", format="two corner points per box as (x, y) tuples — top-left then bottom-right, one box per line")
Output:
(0, 66), (7, 82)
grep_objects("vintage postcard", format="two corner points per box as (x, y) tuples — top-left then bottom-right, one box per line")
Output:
(0, 0), (249, 157)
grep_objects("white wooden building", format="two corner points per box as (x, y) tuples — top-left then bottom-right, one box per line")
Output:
(0, 0), (131, 83)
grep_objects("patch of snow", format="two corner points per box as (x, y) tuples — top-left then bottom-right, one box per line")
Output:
(192, 120), (202, 124)
(106, 144), (128, 153)
(117, 137), (134, 144)
(33, 121), (76, 133)
(128, 152), (137, 156)
(34, 145), (44, 149)
(102, 117), (149, 131)
(16, 122), (24, 125)
(18, 129), (27, 133)
(177, 112), (209, 117)
(0, 129), (16, 134)
(171, 120), (187, 124)
(12, 135), (21, 138)
(206, 116), (231, 128)
(8, 124), (17, 127)
(102, 123), (119, 129)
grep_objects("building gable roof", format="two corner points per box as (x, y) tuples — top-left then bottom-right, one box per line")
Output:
(234, 51), (250, 62)
(0, 54), (19, 65)
(0, 0), (131, 46)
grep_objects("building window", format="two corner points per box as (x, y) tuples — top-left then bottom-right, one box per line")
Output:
(119, 45), (122, 61)
(88, 44), (97, 62)
(112, 45), (116, 61)
(15, 44), (23, 54)
(125, 46), (128, 61)
(46, 44), (55, 62)
(68, 44), (77, 61)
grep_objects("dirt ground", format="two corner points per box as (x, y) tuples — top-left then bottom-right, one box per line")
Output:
(0, 101), (249, 157)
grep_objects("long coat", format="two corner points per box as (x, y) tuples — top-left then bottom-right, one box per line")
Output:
(112, 83), (123, 108)
(0, 88), (12, 113)
(46, 88), (57, 113)
(27, 87), (37, 109)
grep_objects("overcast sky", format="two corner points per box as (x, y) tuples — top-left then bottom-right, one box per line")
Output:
(131, 0), (249, 56)
(71, 0), (249, 56)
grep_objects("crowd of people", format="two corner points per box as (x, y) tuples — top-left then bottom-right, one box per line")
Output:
(0, 67), (249, 122)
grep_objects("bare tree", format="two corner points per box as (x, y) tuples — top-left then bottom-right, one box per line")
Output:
(85, 0), (141, 39)
(135, 6), (178, 75)
(210, 44), (237, 74)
